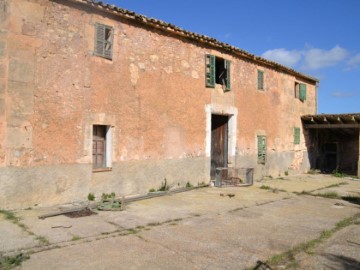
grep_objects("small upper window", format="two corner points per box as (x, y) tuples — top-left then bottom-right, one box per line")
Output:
(257, 70), (264, 90)
(295, 82), (307, 102)
(205, 54), (231, 91)
(94, 23), (114, 60)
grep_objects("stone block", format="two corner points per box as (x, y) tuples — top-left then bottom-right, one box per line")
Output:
(7, 81), (34, 114)
(0, 98), (5, 115)
(0, 42), (5, 57)
(0, 62), (5, 78)
(0, 80), (5, 96)
(9, 58), (34, 82)
(6, 125), (32, 148)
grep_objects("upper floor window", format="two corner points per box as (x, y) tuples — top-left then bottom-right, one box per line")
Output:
(257, 70), (264, 90)
(295, 82), (307, 102)
(205, 54), (231, 91)
(94, 23), (114, 60)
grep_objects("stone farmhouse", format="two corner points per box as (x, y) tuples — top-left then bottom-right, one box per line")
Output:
(0, 0), (322, 208)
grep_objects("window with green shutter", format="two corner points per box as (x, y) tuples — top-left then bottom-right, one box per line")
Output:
(205, 54), (231, 91)
(257, 135), (266, 164)
(95, 23), (114, 60)
(257, 70), (264, 90)
(299, 83), (307, 101)
(294, 127), (300, 144)
(205, 54), (215, 88)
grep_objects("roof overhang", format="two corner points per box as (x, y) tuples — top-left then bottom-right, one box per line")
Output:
(62, 0), (318, 84)
(302, 113), (360, 129)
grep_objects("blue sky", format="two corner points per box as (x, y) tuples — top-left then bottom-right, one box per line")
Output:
(107, 0), (360, 114)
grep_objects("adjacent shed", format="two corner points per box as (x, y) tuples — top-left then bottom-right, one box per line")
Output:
(302, 113), (360, 177)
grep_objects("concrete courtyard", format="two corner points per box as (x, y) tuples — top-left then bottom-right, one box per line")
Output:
(0, 174), (359, 269)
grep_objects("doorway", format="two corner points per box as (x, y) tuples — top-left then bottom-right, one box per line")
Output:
(211, 114), (229, 179)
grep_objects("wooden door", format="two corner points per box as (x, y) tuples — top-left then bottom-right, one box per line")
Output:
(211, 115), (228, 179)
(93, 125), (106, 168)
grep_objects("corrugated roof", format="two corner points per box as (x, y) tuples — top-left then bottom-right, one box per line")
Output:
(68, 0), (318, 83)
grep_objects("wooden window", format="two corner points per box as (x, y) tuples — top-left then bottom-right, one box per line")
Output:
(94, 23), (114, 60)
(257, 70), (264, 90)
(294, 127), (300, 144)
(257, 135), (266, 164)
(295, 82), (306, 102)
(299, 83), (307, 101)
(93, 125), (107, 169)
(205, 54), (231, 91)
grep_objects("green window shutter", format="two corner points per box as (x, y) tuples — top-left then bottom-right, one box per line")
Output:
(205, 54), (215, 88)
(299, 83), (307, 101)
(225, 60), (231, 91)
(95, 23), (113, 59)
(294, 127), (300, 144)
(257, 70), (264, 90)
(257, 135), (266, 164)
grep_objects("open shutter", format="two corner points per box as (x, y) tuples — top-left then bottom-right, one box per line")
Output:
(258, 70), (264, 90)
(95, 24), (105, 57)
(225, 60), (231, 91)
(294, 127), (300, 144)
(257, 136), (266, 164)
(104, 27), (113, 59)
(299, 83), (307, 101)
(95, 24), (113, 59)
(205, 54), (215, 88)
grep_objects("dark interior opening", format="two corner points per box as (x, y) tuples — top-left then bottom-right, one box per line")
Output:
(215, 57), (226, 85)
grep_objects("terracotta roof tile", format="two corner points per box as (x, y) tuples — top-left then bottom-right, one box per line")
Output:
(71, 0), (318, 83)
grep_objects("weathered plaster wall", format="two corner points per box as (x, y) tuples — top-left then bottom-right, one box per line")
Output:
(1, 0), (317, 208)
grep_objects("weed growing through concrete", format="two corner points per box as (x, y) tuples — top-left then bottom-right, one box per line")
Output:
(265, 213), (360, 269)
(35, 235), (49, 245)
(320, 191), (340, 199)
(0, 209), (19, 223)
(71, 235), (82, 241)
(0, 253), (30, 270)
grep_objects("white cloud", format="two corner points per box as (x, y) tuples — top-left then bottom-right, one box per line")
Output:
(302, 46), (348, 70)
(347, 53), (360, 69)
(331, 91), (358, 98)
(261, 48), (302, 67)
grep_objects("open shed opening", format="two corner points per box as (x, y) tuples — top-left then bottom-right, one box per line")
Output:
(302, 113), (360, 176)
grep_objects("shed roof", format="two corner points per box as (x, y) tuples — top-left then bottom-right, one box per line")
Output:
(302, 113), (360, 129)
(67, 0), (318, 84)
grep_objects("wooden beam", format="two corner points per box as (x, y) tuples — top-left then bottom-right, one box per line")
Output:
(304, 124), (360, 129)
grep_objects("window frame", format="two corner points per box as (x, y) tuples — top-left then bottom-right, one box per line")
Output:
(92, 125), (112, 171)
(257, 135), (267, 165)
(94, 23), (114, 60)
(294, 127), (300, 145)
(205, 54), (231, 91)
(295, 82), (307, 102)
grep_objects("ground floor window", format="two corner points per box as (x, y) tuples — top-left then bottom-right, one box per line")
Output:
(93, 125), (112, 170)
(257, 135), (267, 164)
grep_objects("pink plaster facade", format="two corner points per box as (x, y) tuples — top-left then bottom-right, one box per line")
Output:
(0, 0), (318, 209)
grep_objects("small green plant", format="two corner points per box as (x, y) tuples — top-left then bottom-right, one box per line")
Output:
(0, 209), (19, 223)
(260, 185), (271, 190)
(158, 178), (169, 192)
(0, 253), (30, 269)
(186, 181), (193, 188)
(148, 188), (156, 193)
(101, 192), (116, 200)
(87, 193), (95, 201)
(320, 191), (340, 199)
(35, 235), (49, 245)
(284, 170), (289, 176)
(332, 170), (345, 178)
(71, 235), (82, 241)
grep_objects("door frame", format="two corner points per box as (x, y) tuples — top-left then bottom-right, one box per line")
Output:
(205, 104), (238, 179)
